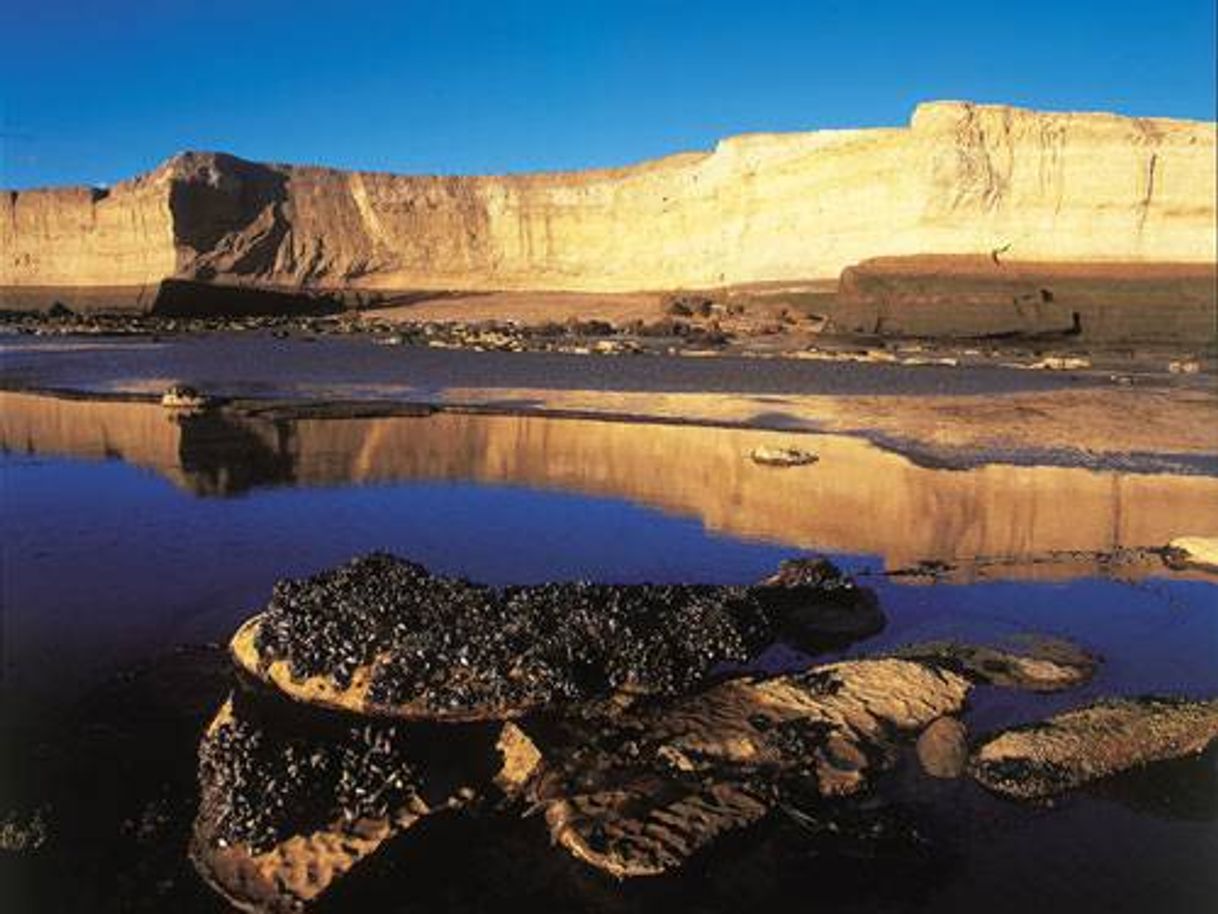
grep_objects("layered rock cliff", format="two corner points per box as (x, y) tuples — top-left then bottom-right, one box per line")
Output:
(3, 101), (1215, 310)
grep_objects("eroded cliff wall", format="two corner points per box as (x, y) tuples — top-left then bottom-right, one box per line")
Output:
(2, 166), (176, 300)
(3, 101), (1215, 305)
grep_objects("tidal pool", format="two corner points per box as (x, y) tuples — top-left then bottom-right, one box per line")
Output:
(0, 393), (1215, 912)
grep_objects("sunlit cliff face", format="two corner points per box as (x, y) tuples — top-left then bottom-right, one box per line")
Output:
(3, 102), (1215, 301)
(3, 391), (1216, 577)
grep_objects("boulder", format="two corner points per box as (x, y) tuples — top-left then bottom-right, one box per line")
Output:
(971, 697), (1218, 800)
(916, 717), (969, 779)
(231, 553), (883, 721)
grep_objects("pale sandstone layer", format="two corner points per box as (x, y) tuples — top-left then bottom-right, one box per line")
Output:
(3, 102), (1214, 311)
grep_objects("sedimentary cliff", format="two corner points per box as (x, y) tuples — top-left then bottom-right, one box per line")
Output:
(3, 101), (1215, 311)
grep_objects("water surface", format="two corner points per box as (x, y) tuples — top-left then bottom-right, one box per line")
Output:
(1, 392), (1215, 913)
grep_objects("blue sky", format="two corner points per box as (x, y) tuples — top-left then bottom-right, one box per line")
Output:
(2, 0), (1215, 188)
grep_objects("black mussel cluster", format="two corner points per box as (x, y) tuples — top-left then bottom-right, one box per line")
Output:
(253, 552), (880, 715)
(198, 702), (422, 853)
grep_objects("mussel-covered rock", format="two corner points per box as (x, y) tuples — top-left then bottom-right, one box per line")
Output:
(757, 557), (884, 650)
(970, 697), (1218, 801)
(232, 553), (882, 721)
(191, 691), (501, 912)
(527, 658), (972, 878)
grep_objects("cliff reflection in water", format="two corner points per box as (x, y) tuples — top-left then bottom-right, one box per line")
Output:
(3, 390), (1216, 574)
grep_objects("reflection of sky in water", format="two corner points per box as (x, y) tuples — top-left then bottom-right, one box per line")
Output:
(3, 452), (1215, 716)
(0, 454), (792, 702)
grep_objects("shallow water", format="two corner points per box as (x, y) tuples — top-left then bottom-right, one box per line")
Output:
(0, 332), (1098, 401)
(1, 394), (1216, 912)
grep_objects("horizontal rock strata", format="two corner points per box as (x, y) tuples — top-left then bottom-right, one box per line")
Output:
(4, 102), (1214, 326)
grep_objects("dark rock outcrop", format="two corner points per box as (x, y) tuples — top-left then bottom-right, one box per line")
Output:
(231, 553), (883, 721)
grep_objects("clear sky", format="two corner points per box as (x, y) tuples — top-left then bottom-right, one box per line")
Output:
(2, 0), (1215, 189)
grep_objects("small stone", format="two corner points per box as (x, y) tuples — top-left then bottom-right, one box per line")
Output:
(749, 445), (818, 467)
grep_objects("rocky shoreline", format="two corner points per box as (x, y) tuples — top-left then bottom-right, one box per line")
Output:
(178, 552), (1218, 910)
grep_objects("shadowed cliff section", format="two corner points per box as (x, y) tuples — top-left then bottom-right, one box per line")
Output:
(2, 102), (1215, 330)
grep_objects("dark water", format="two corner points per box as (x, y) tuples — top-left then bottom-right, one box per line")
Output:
(1, 404), (1216, 912)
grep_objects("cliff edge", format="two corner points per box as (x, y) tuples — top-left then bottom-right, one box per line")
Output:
(3, 101), (1215, 313)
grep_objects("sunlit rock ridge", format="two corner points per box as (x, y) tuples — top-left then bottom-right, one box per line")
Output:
(3, 101), (1215, 305)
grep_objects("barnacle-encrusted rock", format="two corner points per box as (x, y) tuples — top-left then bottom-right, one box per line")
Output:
(530, 658), (972, 878)
(190, 692), (498, 913)
(231, 553), (882, 721)
(971, 697), (1218, 800)
(893, 638), (1097, 692)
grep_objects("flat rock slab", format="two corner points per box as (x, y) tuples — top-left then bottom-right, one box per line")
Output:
(971, 697), (1218, 800)
(231, 552), (882, 721)
(530, 658), (971, 878)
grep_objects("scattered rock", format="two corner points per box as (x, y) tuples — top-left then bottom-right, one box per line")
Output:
(1028, 355), (1091, 371)
(970, 697), (1218, 800)
(1168, 359), (1201, 374)
(916, 717), (969, 778)
(749, 445), (818, 467)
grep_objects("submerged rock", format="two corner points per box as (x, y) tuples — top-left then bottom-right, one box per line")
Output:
(970, 697), (1218, 801)
(894, 638), (1097, 692)
(529, 659), (971, 878)
(232, 553), (882, 721)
